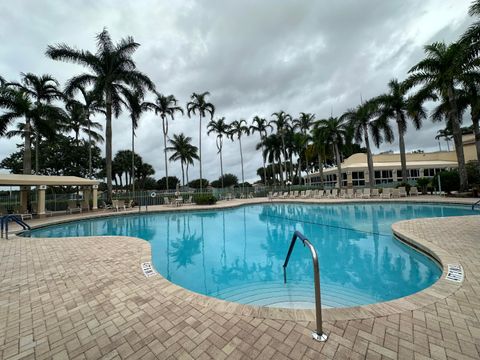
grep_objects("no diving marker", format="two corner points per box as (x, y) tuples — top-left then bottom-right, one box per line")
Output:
(446, 264), (463, 283)
(141, 262), (157, 277)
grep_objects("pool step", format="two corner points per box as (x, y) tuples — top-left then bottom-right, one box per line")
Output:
(209, 280), (378, 308)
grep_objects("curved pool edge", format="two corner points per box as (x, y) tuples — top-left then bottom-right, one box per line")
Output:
(13, 198), (477, 323)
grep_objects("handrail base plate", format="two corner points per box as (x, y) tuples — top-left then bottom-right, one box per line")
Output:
(312, 332), (328, 342)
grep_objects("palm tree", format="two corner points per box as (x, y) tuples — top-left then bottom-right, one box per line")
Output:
(186, 92), (215, 192)
(270, 111), (292, 185)
(374, 79), (427, 183)
(293, 112), (315, 184)
(340, 101), (390, 188)
(123, 90), (149, 192)
(407, 41), (475, 191)
(435, 128), (453, 151)
(8, 73), (63, 173)
(228, 119), (250, 192)
(460, 79), (480, 161)
(311, 123), (327, 187)
(64, 84), (104, 178)
(249, 116), (272, 186)
(144, 93), (183, 191)
(207, 117), (230, 189)
(259, 134), (283, 184)
(166, 133), (199, 186)
(46, 28), (155, 201)
(0, 88), (63, 175)
(316, 117), (348, 188)
(64, 100), (104, 146)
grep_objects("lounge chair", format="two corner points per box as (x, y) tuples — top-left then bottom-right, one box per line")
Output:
(346, 189), (355, 198)
(371, 189), (379, 198)
(11, 208), (33, 220)
(271, 192), (279, 199)
(301, 190), (311, 199)
(248, 193), (254, 199)
(381, 188), (391, 199)
(398, 187), (407, 198)
(112, 199), (126, 211)
(101, 200), (113, 211)
(391, 188), (400, 198)
(164, 197), (172, 206)
(67, 200), (82, 214)
(329, 189), (338, 198)
(299, 191), (306, 198)
(125, 200), (134, 210)
(184, 196), (193, 205)
(323, 190), (330, 198)
(267, 191), (273, 200)
(339, 189), (347, 198)
(410, 187), (419, 196)
(281, 192), (289, 199)
(362, 188), (371, 199)
(315, 190), (325, 199)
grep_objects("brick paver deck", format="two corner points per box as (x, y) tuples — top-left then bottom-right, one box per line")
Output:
(0, 198), (479, 359)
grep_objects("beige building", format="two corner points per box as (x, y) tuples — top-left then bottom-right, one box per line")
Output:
(307, 134), (478, 188)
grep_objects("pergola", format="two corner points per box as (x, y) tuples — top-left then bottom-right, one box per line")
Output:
(0, 174), (100, 217)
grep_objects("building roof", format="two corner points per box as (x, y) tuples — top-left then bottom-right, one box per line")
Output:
(0, 174), (99, 186)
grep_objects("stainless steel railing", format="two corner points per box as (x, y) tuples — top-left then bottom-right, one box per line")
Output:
(283, 230), (327, 342)
(473, 199), (480, 211)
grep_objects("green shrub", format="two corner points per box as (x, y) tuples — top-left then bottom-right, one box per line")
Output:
(416, 178), (430, 194)
(466, 161), (480, 185)
(433, 170), (460, 194)
(193, 194), (217, 205)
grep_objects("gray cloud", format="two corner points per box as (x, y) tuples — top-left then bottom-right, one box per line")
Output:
(0, 0), (474, 182)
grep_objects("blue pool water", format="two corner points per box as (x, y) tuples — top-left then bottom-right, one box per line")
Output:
(27, 202), (476, 308)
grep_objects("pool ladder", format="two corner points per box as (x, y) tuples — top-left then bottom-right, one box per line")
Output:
(0, 215), (31, 240)
(473, 199), (480, 211)
(283, 230), (328, 342)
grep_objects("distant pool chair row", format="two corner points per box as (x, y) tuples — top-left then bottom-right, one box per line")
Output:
(268, 186), (420, 200)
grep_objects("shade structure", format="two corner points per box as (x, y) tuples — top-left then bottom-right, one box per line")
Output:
(0, 174), (99, 187)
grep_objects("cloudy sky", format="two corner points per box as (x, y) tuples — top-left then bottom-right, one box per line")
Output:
(0, 0), (475, 182)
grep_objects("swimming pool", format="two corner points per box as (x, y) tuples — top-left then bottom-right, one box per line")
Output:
(27, 202), (476, 308)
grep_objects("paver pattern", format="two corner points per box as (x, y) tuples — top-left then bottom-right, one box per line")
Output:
(0, 198), (479, 359)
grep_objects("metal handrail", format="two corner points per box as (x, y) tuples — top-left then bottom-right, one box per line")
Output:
(283, 230), (328, 342)
(473, 199), (480, 211)
(1, 215), (31, 240)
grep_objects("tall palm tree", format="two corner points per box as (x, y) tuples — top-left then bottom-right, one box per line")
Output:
(311, 123), (327, 187)
(207, 117), (230, 189)
(316, 117), (348, 189)
(64, 83), (104, 178)
(270, 111), (292, 185)
(340, 101), (389, 188)
(406, 41), (475, 191)
(250, 116), (272, 186)
(259, 134), (283, 184)
(46, 28), (155, 201)
(229, 120), (250, 192)
(123, 90), (149, 192)
(374, 79), (427, 183)
(8, 73), (63, 173)
(144, 93), (183, 191)
(186, 92), (215, 192)
(166, 133), (199, 186)
(293, 112), (315, 184)
(435, 128), (453, 151)
(0, 88), (63, 175)
(64, 100), (104, 146)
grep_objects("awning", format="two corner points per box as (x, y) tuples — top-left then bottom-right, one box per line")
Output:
(0, 174), (100, 186)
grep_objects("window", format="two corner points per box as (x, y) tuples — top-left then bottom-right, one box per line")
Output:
(341, 173), (347, 187)
(423, 168), (442, 177)
(374, 170), (393, 185)
(352, 171), (365, 186)
(397, 169), (420, 180)
(324, 174), (337, 188)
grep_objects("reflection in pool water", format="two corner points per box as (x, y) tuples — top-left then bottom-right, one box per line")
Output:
(28, 203), (475, 308)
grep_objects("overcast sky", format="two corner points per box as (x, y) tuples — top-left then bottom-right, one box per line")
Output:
(0, 1), (475, 182)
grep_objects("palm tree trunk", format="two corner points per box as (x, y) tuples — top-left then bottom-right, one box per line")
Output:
(317, 153), (324, 187)
(364, 127), (375, 188)
(220, 144), (224, 189)
(24, 118), (32, 175)
(448, 87), (468, 191)
(261, 140), (267, 186)
(277, 158), (283, 184)
(397, 116), (408, 184)
(186, 163), (190, 185)
(281, 135), (287, 185)
(470, 109), (480, 162)
(181, 161), (185, 186)
(163, 116), (169, 191)
(105, 89), (113, 202)
(87, 112), (92, 179)
(334, 142), (342, 189)
(35, 132), (40, 174)
(131, 125), (135, 192)
(239, 137), (245, 193)
(198, 114), (203, 192)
